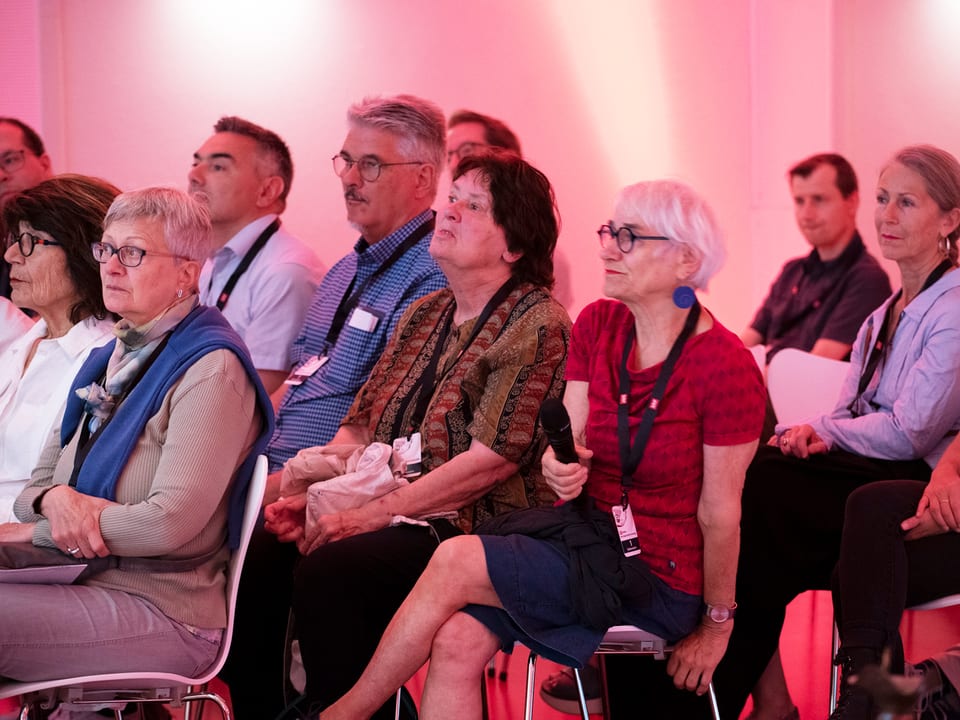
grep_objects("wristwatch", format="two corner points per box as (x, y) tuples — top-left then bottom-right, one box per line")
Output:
(704, 602), (738, 623)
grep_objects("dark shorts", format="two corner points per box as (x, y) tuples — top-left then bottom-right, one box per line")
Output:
(462, 533), (702, 668)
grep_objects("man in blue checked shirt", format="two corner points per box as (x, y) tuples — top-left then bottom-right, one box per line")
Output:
(222, 94), (448, 720)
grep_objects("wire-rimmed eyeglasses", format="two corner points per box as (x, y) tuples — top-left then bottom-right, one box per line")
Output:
(7, 231), (62, 257)
(91, 241), (184, 268)
(597, 223), (670, 253)
(332, 154), (425, 183)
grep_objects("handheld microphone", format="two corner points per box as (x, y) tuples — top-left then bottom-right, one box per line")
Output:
(539, 398), (579, 464)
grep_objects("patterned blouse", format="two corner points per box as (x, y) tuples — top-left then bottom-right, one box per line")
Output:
(342, 282), (571, 532)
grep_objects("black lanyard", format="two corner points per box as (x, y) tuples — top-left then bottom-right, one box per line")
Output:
(390, 277), (518, 439)
(323, 214), (435, 355)
(213, 218), (281, 311)
(849, 259), (953, 416)
(617, 302), (701, 503)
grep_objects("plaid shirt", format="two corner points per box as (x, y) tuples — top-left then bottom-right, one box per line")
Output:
(267, 211), (447, 471)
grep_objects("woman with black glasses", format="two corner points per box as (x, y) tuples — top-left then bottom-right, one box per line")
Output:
(0, 175), (119, 522)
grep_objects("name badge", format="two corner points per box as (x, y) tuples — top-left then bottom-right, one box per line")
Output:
(349, 307), (380, 332)
(393, 432), (423, 478)
(284, 355), (328, 386)
(612, 503), (641, 557)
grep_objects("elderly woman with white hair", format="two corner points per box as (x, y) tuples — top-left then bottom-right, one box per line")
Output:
(319, 180), (766, 720)
(0, 187), (272, 689)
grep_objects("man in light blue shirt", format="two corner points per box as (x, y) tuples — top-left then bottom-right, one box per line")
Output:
(189, 116), (325, 394)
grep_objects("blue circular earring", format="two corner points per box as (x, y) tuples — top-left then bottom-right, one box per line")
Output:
(673, 286), (696, 309)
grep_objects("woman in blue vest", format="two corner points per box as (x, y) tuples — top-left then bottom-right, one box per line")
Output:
(0, 188), (272, 691)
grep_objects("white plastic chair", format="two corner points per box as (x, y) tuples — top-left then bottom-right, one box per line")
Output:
(523, 625), (721, 720)
(828, 593), (960, 713)
(0, 454), (269, 720)
(766, 348), (849, 426)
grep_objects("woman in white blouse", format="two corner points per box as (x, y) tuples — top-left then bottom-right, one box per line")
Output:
(0, 174), (120, 521)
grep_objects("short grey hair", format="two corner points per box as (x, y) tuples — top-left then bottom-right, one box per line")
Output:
(347, 94), (445, 195)
(613, 180), (726, 290)
(104, 187), (212, 263)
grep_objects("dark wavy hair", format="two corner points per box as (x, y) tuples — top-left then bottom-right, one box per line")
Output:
(2, 174), (121, 322)
(453, 148), (558, 289)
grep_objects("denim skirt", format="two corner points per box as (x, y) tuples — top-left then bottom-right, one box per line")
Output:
(462, 533), (702, 668)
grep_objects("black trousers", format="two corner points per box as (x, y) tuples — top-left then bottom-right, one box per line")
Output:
(220, 519), (300, 719)
(833, 480), (960, 672)
(292, 521), (460, 720)
(712, 446), (930, 718)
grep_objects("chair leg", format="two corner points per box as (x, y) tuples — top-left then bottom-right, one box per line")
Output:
(523, 651), (538, 720)
(829, 622), (840, 714)
(571, 668), (591, 720)
(394, 687), (402, 720)
(598, 654), (611, 719)
(706, 682), (720, 720)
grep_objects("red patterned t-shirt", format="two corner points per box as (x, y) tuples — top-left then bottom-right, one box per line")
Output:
(566, 299), (765, 595)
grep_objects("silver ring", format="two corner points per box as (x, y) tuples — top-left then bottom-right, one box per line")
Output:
(67, 547), (80, 555)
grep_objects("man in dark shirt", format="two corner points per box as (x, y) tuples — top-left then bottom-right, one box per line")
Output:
(742, 153), (891, 362)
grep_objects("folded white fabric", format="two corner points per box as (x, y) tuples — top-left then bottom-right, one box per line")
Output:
(304, 442), (408, 534)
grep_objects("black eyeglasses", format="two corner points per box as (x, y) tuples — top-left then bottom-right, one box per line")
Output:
(91, 241), (183, 268)
(7, 231), (62, 257)
(597, 223), (670, 253)
(332, 154), (425, 183)
(0, 150), (27, 175)
(446, 141), (488, 166)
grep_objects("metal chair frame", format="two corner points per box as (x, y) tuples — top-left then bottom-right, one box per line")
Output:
(523, 625), (721, 720)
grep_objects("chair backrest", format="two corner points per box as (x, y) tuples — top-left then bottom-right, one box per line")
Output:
(767, 348), (850, 426)
(204, 453), (268, 682)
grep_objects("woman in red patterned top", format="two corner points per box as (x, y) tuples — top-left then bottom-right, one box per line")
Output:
(319, 180), (766, 720)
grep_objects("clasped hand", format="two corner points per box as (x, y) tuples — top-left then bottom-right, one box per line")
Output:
(40, 485), (112, 559)
(541, 445), (593, 501)
(264, 495), (378, 555)
(769, 424), (828, 458)
(902, 458), (960, 539)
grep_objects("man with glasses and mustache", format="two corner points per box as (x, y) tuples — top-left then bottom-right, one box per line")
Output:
(221, 94), (447, 720)
(0, 118), (54, 300)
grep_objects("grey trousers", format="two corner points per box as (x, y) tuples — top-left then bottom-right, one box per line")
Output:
(0, 582), (219, 682)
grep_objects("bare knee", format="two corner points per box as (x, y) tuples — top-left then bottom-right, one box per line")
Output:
(431, 612), (500, 672)
(426, 535), (485, 582)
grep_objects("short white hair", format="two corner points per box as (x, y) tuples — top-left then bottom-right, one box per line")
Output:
(613, 179), (726, 290)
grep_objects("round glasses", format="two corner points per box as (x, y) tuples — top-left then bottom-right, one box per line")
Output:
(597, 223), (670, 253)
(7, 231), (62, 257)
(91, 241), (183, 268)
(332, 154), (425, 183)
(0, 150), (27, 175)
(446, 141), (488, 166)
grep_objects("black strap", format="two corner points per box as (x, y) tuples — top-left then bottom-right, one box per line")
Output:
(390, 277), (518, 439)
(323, 214), (435, 354)
(68, 333), (173, 487)
(214, 218), (281, 311)
(848, 259), (953, 416)
(617, 302), (701, 502)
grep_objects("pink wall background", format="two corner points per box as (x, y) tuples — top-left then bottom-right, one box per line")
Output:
(3, 0), (959, 327)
